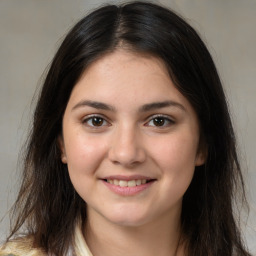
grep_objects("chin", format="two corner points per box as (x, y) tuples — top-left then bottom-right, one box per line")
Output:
(109, 217), (148, 227)
(103, 208), (151, 227)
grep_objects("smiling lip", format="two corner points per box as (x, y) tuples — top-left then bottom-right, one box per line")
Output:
(101, 175), (156, 196)
(102, 175), (153, 181)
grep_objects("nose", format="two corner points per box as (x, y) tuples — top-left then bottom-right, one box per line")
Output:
(108, 125), (146, 167)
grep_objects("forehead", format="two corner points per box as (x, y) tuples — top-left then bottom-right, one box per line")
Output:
(66, 50), (194, 114)
(81, 50), (170, 83)
(75, 50), (172, 93)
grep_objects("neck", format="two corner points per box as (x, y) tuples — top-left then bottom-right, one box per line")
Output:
(84, 209), (183, 256)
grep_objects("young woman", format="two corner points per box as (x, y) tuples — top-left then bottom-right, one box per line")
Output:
(0, 2), (252, 256)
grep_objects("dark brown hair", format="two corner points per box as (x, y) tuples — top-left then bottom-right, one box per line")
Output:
(6, 2), (252, 256)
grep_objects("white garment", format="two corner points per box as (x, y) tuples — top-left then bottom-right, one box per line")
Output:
(72, 222), (93, 256)
(0, 221), (93, 256)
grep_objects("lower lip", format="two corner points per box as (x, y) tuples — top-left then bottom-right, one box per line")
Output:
(102, 180), (155, 196)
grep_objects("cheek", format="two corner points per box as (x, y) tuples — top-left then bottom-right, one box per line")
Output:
(150, 133), (198, 185)
(153, 135), (198, 203)
(64, 134), (108, 201)
(65, 133), (107, 176)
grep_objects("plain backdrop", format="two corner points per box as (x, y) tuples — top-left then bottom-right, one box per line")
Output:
(0, 0), (255, 253)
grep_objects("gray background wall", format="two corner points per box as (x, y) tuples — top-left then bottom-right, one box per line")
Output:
(0, 0), (255, 253)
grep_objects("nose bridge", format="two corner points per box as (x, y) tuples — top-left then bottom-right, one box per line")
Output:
(108, 122), (145, 166)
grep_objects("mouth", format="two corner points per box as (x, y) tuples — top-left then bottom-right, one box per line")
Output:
(103, 178), (155, 187)
(101, 175), (156, 196)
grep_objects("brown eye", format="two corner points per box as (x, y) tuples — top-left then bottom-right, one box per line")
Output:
(92, 117), (104, 126)
(153, 117), (165, 126)
(146, 115), (174, 128)
(83, 116), (109, 127)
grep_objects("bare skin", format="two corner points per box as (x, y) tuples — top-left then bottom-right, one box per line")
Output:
(60, 50), (205, 256)
(85, 205), (183, 256)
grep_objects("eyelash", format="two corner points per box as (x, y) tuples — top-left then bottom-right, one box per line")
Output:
(82, 114), (175, 128)
(82, 115), (110, 128)
(145, 115), (175, 128)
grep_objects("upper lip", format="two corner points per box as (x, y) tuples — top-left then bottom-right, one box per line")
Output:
(101, 175), (155, 181)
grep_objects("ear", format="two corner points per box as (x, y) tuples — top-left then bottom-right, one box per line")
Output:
(195, 139), (208, 166)
(195, 150), (207, 166)
(58, 135), (67, 164)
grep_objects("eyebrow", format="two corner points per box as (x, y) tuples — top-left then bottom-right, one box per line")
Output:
(72, 100), (185, 112)
(72, 100), (115, 111)
(139, 100), (186, 112)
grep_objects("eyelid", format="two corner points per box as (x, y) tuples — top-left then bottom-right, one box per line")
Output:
(82, 114), (111, 127)
(144, 114), (175, 127)
(146, 114), (175, 121)
(81, 113), (175, 128)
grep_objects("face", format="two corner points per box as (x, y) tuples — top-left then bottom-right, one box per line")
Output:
(60, 50), (205, 227)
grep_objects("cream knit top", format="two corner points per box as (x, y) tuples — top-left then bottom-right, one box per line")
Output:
(0, 222), (93, 256)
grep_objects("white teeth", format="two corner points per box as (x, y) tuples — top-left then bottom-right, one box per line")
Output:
(106, 179), (151, 187)
(136, 180), (141, 185)
(128, 180), (136, 187)
(119, 180), (128, 187)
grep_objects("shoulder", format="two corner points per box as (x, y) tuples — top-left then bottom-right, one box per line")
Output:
(0, 236), (47, 256)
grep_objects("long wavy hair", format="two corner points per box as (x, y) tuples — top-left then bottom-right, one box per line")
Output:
(6, 2), (252, 256)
